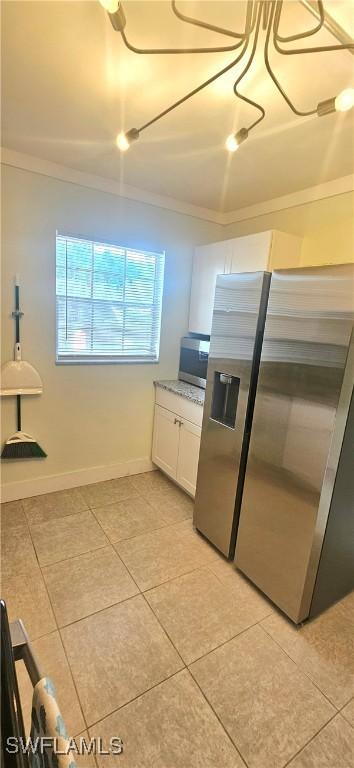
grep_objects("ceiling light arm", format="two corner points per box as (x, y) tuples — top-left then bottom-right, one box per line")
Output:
(265, 2), (317, 117)
(273, 0), (354, 55)
(136, 7), (255, 134)
(275, 0), (324, 43)
(119, 1), (254, 55)
(120, 27), (243, 55)
(171, 0), (254, 41)
(233, 3), (266, 133)
(238, 97), (265, 132)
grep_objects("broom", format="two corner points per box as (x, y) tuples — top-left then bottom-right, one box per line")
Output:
(1, 283), (47, 459)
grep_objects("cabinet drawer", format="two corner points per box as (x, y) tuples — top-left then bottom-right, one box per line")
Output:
(155, 386), (203, 427)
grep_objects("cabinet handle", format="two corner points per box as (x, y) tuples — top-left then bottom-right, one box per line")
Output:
(174, 418), (183, 427)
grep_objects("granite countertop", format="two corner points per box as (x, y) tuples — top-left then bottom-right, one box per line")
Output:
(154, 379), (205, 406)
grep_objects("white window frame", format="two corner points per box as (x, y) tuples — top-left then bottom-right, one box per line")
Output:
(56, 233), (165, 364)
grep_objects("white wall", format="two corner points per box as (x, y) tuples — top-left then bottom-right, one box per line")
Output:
(2, 164), (352, 500)
(1, 165), (222, 495)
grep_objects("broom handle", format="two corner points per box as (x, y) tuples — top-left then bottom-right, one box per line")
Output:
(17, 396), (22, 432)
(15, 283), (22, 432)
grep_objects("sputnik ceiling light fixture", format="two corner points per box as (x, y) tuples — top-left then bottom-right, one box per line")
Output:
(99, 0), (354, 152)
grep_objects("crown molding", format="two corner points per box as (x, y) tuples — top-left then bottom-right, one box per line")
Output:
(1, 147), (353, 227)
(222, 174), (354, 226)
(0, 147), (222, 224)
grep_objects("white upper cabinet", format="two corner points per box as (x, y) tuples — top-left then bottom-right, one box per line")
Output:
(188, 239), (233, 337)
(189, 230), (302, 335)
(229, 231), (272, 274)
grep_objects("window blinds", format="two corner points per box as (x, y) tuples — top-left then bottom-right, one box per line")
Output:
(56, 235), (165, 363)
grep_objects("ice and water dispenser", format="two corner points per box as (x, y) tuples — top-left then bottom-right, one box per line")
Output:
(211, 372), (240, 429)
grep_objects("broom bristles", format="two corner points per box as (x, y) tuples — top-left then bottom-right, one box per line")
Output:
(1, 441), (47, 459)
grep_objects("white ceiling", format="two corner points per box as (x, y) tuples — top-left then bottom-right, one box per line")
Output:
(2, 1), (354, 213)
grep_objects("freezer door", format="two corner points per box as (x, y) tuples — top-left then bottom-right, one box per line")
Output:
(194, 271), (270, 557)
(235, 264), (354, 622)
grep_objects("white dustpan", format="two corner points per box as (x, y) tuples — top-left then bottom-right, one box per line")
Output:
(1, 343), (43, 396)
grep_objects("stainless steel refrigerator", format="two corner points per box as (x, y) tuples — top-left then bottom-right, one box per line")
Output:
(194, 270), (271, 557)
(194, 264), (354, 622)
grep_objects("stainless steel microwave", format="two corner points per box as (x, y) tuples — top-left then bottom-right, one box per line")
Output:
(178, 337), (210, 389)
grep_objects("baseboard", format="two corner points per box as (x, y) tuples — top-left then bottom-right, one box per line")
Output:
(1, 457), (156, 502)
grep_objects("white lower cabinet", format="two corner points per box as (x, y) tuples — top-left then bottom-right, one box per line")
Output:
(152, 402), (202, 496)
(152, 405), (180, 480)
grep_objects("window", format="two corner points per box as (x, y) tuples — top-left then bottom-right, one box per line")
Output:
(56, 234), (165, 363)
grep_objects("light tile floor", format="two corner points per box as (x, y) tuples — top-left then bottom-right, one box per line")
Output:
(1, 470), (354, 768)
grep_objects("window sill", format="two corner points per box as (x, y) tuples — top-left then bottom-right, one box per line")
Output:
(56, 357), (160, 365)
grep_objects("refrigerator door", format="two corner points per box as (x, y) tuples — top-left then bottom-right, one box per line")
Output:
(194, 271), (270, 557)
(235, 264), (354, 622)
(309, 368), (354, 618)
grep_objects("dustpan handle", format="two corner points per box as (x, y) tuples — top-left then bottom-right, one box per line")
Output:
(17, 396), (22, 432)
(15, 284), (21, 344)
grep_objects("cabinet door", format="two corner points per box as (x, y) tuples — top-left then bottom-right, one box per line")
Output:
(152, 405), (179, 480)
(188, 241), (232, 336)
(176, 419), (201, 496)
(269, 231), (302, 270)
(230, 232), (271, 274)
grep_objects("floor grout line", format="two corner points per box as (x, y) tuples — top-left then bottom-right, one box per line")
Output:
(76, 536), (247, 767)
(117, 535), (261, 767)
(339, 699), (354, 725)
(141, 581), (280, 767)
(6, 583), (91, 754)
(187, 664), (250, 768)
(35, 541), (110, 570)
(260, 621), (342, 711)
(85, 667), (187, 732)
(101, 520), (188, 671)
(21, 505), (91, 740)
(44, 483), (192, 746)
(185, 617), (271, 667)
(56, 626), (91, 734)
(3, 474), (352, 768)
(49, 497), (191, 745)
(24, 504), (92, 529)
(282, 708), (340, 767)
(187, 617), (340, 768)
(141, 562), (223, 596)
(56, 590), (144, 631)
(22, 503), (90, 528)
(38, 479), (247, 762)
(89, 501), (192, 546)
(40, 541), (122, 573)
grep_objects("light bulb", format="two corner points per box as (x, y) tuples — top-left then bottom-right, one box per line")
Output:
(116, 128), (140, 152)
(225, 128), (249, 152)
(225, 134), (239, 152)
(99, 0), (120, 13)
(116, 132), (130, 152)
(335, 88), (354, 113)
